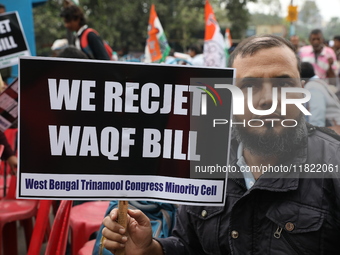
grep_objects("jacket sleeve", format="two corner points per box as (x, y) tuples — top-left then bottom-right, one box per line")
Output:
(87, 32), (110, 60)
(156, 205), (206, 255)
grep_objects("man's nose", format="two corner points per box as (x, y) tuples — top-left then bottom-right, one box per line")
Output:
(258, 83), (275, 109)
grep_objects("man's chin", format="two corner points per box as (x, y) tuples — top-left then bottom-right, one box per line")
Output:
(233, 115), (307, 159)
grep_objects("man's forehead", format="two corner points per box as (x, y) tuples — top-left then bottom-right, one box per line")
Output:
(310, 33), (323, 39)
(233, 45), (294, 63)
(232, 46), (300, 79)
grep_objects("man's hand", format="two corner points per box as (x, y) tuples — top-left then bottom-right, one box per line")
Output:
(102, 208), (164, 255)
(7, 155), (17, 175)
(326, 57), (336, 80)
(328, 57), (334, 66)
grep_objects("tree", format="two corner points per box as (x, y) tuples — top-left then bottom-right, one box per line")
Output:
(256, 0), (281, 16)
(324, 17), (340, 40)
(33, 0), (66, 56)
(223, 0), (257, 40)
(34, 0), (211, 55)
(292, 0), (322, 41)
(298, 0), (322, 29)
(250, 13), (283, 26)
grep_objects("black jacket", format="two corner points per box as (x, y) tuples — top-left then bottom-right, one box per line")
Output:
(158, 125), (340, 254)
(79, 29), (110, 60)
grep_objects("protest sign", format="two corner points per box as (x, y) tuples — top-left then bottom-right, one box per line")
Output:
(18, 57), (234, 205)
(0, 78), (18, 132)
(0, 12), (30, 69)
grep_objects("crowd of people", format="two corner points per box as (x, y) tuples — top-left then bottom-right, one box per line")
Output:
(288, 30), (340, 132)
(53, 5), (340, 135)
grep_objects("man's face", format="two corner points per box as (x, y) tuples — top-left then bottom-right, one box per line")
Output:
(188, 49), (195, 58)
(334, 39), (340, 49)
(309, 33), (323, 51)
(63, 18), (80, 32)
(232, 46), (302, 138)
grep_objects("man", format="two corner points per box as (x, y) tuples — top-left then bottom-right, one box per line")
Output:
(187, 44), (204, 66)
(60, 5), (110, 60)
(300, 61), (340, 128)
(334, 36), (340, 62)
(101, 35), (340, 254)
(333, 35), (340, 79)
(299, 29), (337, 82)
(0, 3), (5, 14)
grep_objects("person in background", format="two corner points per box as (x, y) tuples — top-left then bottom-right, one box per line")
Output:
(60, 5), (110, 60)
(0, 73), (6, 93)
(0, 4), (17, 174)
(51, 38), (69, 57)
(101, 34), (340, 255)
(333, 36), (340, 62)
(0, 131), (17, 175)
(57, 45), (88, 59)
(300, 62), (340, 130)
(0, 3), (5, 13)
(299, 29), (337, 85)
(187, 44), (204, 66)
(332, 36), (340, 99)
(289, 34), (300, 54)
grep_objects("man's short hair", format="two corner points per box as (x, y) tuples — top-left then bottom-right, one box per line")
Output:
(333, 35), (340, 41)
(310, 29), (323, 37)
(0, 4), (5, 9)
(57, 46), (88, 59)
(300, 62), (315, 80)
(60, 5), (86, 27)
(228, 34), (301, 73)
(188, 44), (203, 54)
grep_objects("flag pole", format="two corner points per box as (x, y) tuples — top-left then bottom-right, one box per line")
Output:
(115, 201), (129, 255)
(289, 0), (295, 37)
(100, 200), (129, 255)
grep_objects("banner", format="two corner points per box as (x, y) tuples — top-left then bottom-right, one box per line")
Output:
(0, 12), (30, 69)
(18, 57), (234, 205)
(203, 0), (226, 68)
(144, 4), (170, 63)
(0, 78), (18, 132)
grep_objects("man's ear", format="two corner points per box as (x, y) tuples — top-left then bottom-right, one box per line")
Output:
(301, 79), (306, 88)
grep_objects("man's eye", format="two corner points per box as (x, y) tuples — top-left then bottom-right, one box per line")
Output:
(243, 82), (254, 88)
(276, 79), (295, 87)
(240, 79), (259, 88)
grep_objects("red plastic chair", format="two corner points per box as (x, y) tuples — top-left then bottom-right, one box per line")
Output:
(69, 201), (110, 255)
(26, 200), (53, 255)
(0, 175), (39, 255)
(44, 200), (73, 255)
(3, 128), (17, 151)
(77, 239), (95, 255)
(0, 128), (18, 199)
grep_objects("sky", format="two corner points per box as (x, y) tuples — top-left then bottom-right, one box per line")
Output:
(248, 0), (340, 23)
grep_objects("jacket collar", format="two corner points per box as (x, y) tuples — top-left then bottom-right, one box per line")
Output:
(77, 25), (88, 37)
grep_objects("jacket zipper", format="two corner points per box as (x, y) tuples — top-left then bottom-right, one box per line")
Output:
(273, 226), (304, 255)
(273, 226), (282, 239)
